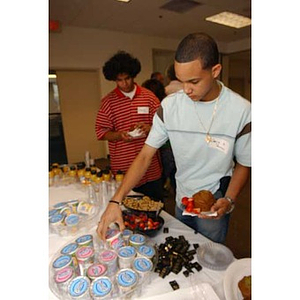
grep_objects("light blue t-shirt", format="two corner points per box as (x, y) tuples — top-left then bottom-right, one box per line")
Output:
(145, 81), (251, 206)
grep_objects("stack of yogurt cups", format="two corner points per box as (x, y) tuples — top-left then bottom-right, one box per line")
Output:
(51, 226), (157, 299)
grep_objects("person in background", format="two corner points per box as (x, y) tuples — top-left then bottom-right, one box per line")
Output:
(97, 33), (251, 244)
(95, 51), (164, 200)
(150, 71), (165, 85)
(165, 63), (183, 95)
(142, 79), (177, 194)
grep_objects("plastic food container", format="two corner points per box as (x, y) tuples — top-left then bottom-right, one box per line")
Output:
(75, 246), (95, 276)
(116, 268), (138, 293)
(52, 255), (74, 273)
(76, 234), (94, 248)
(98, 250), (118, 277)
(105, 228), (125, 250)
(50, 213), (64, 229)
(60, 206), (73, 217)
(49, 209), (59, 219)
(137, 244), (156, 261)
(77, 201), (96, 215)
(65, 214), (79, 227)
(132, 257), (153, 283)
(129, 234), (146, 248)
(87, 263), (107, 280)
(90, 276), (113, 299)
(67, 199), (79, 213)
(54, 266), (75, 294)
(53, 202), (68, 210)
(67, 276), (90, 299)
(117, 246), (136, 269)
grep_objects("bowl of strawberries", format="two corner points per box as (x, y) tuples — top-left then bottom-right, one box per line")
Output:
(122, 210), (164, 237)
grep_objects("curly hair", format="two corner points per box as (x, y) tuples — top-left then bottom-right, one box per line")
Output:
(175, 32), (219, 69)
(102, 51), (141, 81)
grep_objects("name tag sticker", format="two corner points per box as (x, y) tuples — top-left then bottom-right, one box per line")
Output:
(137, 107), (149, 114)
(209, 137), (229, 154)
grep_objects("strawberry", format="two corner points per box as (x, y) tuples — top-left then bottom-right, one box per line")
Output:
(181, 197), (189, 206)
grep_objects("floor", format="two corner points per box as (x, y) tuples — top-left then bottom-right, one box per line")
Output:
(95, 158), (251, 259)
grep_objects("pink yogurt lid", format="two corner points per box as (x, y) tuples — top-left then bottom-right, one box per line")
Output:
(76, 246), (94, 260)
(87, 263), (107, 278)
(99, 250), (117, 263)
(55, 267), (74, 283)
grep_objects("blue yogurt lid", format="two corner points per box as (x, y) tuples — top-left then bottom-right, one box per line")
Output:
(61, 243), (78, 255)
(68, 276), (90, 297)
(91, 277), (112, 297)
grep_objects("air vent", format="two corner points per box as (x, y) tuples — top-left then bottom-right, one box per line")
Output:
(160, 0), (202, 14)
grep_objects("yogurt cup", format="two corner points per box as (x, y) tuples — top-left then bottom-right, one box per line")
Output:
(90, 276), (113, 299)
(129, 234), (146, 248)
(77, 201), (96, 215)
(67, 199), (79, 213)
(65, 214), (80, 234)
(137, 244), (156, 261)
(121, 229), (133, 245)
(117, 246), (136, 269)
(98, 250), (118, 277)
(49, 209), (59, 219)
(76, 234), (94, 248)
(132, 257), (153, 283)
(68, 276), (90, 299)
(61, 243), (79, 271)
(54, 266), (75, 293)
(75, 246), (95, 276)
(87, 263), (107, 280)
(50, 213), (64, 227)
(52, 255), (74, 273)
(53, 202), (68, 210)
(116, 268), (138, 293)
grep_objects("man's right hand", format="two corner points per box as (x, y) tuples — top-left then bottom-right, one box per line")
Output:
(96, 203), (125, 241)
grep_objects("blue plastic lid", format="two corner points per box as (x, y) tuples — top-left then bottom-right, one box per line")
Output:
(117, 269), (137, 287)
(53, 255), (72, 269)
(76, 234), (93, 244)
(61, 243), (78, 255)
(68, 276), (89, 297)
(133, 257), (152, 272)
(91, 277), (112, 297)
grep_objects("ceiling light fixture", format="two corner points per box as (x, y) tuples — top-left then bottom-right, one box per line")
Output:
(116, 0), (131, 3)
(205, 11), (251, 29)
(49, 74), (57, 79)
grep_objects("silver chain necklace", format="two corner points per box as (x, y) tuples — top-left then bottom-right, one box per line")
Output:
(194, 83), (221, 143)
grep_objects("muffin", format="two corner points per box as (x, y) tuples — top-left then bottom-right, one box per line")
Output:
(238, 275), (251, 299)
(192, 190), (215, 212)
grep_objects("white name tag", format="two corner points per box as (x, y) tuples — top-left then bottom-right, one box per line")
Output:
(208, 137), (229, 154)
(137, 106), (149, 114)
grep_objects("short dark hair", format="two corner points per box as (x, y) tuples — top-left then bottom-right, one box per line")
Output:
(142, 79), (166, 102)
(150, 72), (163, 80)
(102, 51), (141, 81)
(175, 32), (219, 69)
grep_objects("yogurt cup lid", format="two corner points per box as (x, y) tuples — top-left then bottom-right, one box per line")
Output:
(65, 214), (80, 226)
(137, 245), (155, 258)
(105, 228), (120, 241)
(129, 234), (146, 244)
(118, 246), (136, 258)
(99, 250), (117, 262)
(133, 257), (153, 272)
(53, 255), (72, 269)
(76, 234), (93, 244)
(49, 209), (59, 218)
(76, 246), (94, 259)
(87, 264), (107, 277)
(116, 269), (138, 287)
(61, 243), (78, 255)
(68, 276), (90, 297)
(91, 277), (112, 297)
(53, 202), (68, 209)
(55, 267), (74, 283)
(122, 229), (133, 238)
(50, 214), (64, 224)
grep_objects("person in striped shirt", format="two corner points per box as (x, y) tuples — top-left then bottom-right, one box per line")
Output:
(95, 51), (163, 200)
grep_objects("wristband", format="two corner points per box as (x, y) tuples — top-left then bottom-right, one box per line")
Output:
(224, 196), (235, 214)
(109, 200), (121, 206)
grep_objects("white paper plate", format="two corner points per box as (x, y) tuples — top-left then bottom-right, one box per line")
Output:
(197, 242), (234, 270)
(223, 258), (251, 300)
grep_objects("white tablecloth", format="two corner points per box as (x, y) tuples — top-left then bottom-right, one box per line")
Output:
(49, 184), (228, 300)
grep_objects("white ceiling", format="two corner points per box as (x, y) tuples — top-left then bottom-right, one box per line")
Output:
(49, 0), (251, 44)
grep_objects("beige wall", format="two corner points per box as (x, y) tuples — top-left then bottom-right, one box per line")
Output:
(49, 26), (251, 161)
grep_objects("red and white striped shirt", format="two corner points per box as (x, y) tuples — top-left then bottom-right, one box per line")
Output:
(95, 84), (162, 187)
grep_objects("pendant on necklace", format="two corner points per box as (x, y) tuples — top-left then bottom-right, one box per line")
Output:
(205, 134), (211, 143)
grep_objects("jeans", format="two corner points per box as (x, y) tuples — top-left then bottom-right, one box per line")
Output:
(175, 205), (230, 244)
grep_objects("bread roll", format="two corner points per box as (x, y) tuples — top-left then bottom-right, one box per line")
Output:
(238, 275), (251, 299)
(192, 190), (215, 212)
